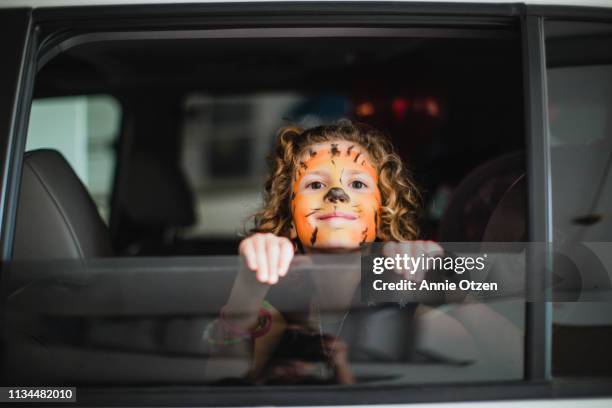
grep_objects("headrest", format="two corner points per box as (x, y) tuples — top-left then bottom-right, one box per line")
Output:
(439, 151), (525, 242)
(12, 149), (113, 260)
(120, 152), (194, 227)
(482, 174), (527, 242)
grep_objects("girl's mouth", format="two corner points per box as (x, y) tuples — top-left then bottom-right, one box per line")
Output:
(317, 211), (357, 221)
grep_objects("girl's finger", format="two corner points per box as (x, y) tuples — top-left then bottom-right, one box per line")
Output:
(383, 242), (397, 272)
(394, 242), (409, 275)
(426, 240), (443, 256)
(239, 239), (257, 271)
(394, 242), (411, 279)
(278, 238), (294, 277)
(254, 235), (269, 283)
(415, 240), (426, 259)
(408, 241), (418, 277)
(382, 241), (397, 258)
(266, 236), (280, 284)
(414, 240), (426, 275)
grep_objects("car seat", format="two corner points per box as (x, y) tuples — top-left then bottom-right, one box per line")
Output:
(414, 152), (528, 381)
(113, 150), (195, 255)
(12, 149), (113, 260)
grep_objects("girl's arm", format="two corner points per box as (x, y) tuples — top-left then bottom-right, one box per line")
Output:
(222, 233), (294, 332)
(205, 234), (293, 382)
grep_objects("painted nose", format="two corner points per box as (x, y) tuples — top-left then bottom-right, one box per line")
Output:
(324, 187), (350, 204)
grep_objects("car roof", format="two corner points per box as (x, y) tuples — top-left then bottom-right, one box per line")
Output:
(0, 0), (611, 9)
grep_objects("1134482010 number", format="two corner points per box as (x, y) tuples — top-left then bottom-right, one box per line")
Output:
(3, 387), (75, 402)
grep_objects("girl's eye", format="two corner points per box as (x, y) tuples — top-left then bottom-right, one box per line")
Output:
(308, 181), (324, 190)
(351, 180), (367, 189)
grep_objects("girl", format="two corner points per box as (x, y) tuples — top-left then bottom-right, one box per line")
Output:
(241, 120), (437, 282)
(209, 121), (444, 384)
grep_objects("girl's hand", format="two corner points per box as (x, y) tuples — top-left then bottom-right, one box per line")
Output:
(383, 240), (443, 281)
(239, 233), (295, 285)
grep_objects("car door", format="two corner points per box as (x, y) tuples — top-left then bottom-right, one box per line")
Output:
(0, 8), (34, 260)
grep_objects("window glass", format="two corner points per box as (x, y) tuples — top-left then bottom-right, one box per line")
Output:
(545, 20), (612, 378)
(7, 29), (527, 389)
(26, 95), (120, 222)
(181, 93), (309, 238)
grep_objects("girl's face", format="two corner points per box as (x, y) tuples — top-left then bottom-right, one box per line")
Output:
(291, 140), (381, 250)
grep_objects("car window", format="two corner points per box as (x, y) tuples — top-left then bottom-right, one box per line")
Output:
(26, 95), (120, 222)
(545, 20), (612, 377)
(7, 21), (531, 392)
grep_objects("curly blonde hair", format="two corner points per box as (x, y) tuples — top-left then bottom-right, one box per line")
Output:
(250, 121), (421, 242)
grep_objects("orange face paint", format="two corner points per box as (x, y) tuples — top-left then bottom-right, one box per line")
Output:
(292, 141), (381, 250)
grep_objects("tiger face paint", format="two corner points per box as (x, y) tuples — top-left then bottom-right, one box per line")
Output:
(291, 141), (381, 250)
